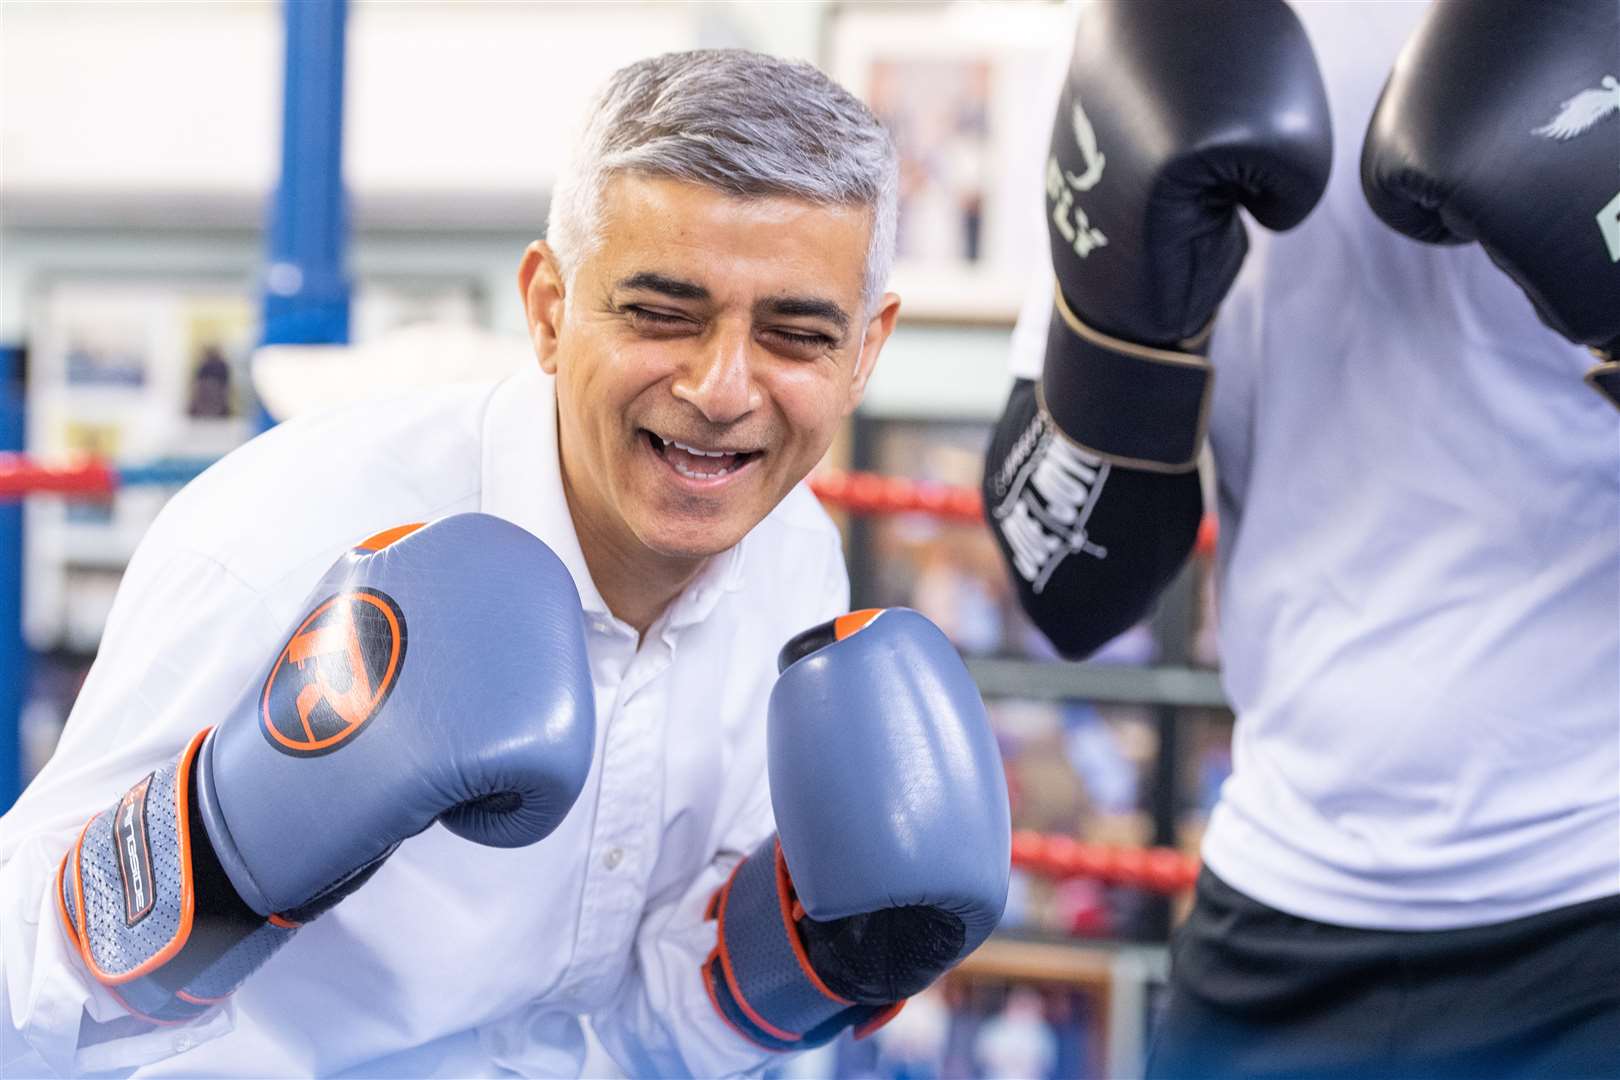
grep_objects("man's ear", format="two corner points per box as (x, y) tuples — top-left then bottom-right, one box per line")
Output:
(518, 241), (567, 374)
(844, 292), (902, 415)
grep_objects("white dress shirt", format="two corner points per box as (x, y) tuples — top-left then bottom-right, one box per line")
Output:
(1, 365), (850, 1076)
(1012, 1), (1620, 930)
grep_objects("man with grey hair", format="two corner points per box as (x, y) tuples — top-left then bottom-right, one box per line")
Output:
(0, 49), (1010, 1077)
(520, 47), (899, 636)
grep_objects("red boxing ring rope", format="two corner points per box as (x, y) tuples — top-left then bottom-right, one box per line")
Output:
(0, 454), (119, 498)
(808, 468), (986, 524)
(1010, 830), (1198, 895)
(809, 468), (1218, 556)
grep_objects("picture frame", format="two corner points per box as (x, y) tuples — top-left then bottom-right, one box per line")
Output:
(825, 1), (1070, 324)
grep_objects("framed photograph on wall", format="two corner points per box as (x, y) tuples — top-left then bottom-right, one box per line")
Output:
(826, 1), (1070, 324)
(23, 279), (258, 649)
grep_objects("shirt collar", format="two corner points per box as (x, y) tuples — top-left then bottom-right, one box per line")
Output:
(480, 366), (746, 628)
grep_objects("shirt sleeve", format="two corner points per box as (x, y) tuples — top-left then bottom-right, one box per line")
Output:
(587, 530), (851, 1078)
(0, 542), (282, 1077)
(1009, 1), (1087, 383)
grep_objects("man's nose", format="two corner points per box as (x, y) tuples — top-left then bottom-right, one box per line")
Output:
(671, 324), (761, 424)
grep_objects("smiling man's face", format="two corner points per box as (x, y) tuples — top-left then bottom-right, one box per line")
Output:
(522, 174), (898, 566)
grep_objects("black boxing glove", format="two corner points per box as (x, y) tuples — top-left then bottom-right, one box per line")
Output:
(1042, 0), (1332, 471)
(983, 379), (1202, 660)
(1361, 0), (1620, 409)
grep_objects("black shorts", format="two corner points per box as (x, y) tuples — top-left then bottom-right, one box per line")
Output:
(1146, 869), (1620, 1080)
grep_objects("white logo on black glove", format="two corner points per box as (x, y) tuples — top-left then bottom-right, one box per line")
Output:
(1532, 75), (1620, 262)
(1048, 97), (1109, 259)
(992, 413), (1109, 593)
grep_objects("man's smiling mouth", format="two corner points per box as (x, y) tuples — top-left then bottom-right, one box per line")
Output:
(643, 430), (763, 480)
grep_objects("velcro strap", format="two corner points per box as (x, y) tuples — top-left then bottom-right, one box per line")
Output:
(1039, 287), (1213, 473)
(61, 730), (208, 985)
(55, 729), (299, 1024)
(1586, 357), (1620, 412)
(707, 837), (851, 1045)
(169, 916), (298, 1007)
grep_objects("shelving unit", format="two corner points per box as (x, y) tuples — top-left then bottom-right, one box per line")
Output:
(953, 935), (1170, 1080)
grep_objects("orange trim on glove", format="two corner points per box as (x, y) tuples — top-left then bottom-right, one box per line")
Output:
(832, 609), (884, 641)
(54, 820), (90, 942)
(854, 1000), (905, 1039)
(701, 944), (785, 1053)
(710, 855), (803, 1043)
(771, 843), (853, 1008)
(354, 522), (425, 552)
(63, 728), (209, 986)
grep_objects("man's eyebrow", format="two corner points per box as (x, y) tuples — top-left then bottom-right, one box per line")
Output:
(614, 272), (711, 302)
(755, 295), (851, 332)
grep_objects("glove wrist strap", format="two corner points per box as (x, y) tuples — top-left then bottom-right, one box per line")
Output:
(702, 837), (900, 1051)
(56, 729), (299, 1024)
(1040, 286), (1213, 473)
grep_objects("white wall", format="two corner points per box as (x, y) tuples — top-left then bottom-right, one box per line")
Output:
(2, 2), (283, 194)
(0, 1), (831, 202)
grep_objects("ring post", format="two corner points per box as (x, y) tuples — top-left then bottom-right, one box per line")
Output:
(257, 0), (352, 430)
(1, 346), (27, 810)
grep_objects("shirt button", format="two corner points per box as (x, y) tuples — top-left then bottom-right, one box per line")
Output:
(173, 1033), (195, 1053)
(603, 848), (623, 870)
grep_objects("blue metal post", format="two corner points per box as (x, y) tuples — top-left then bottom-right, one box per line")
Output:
(257, 0), (352, 429)
(1, 346), (27, 810)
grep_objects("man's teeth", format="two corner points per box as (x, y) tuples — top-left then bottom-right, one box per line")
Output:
(669, 439), (722, 457)
(671, 457), (737, 479)
(650, 432), (751, 479)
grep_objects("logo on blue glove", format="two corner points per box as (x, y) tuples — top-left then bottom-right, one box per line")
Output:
(259, 588), (408, 757)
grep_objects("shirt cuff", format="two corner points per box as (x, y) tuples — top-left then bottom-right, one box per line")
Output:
(4, 831), (236, 1076)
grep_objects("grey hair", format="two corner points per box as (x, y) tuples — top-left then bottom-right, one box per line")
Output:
(547, 49), (899, 310)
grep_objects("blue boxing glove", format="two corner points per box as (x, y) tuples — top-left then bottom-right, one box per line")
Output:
(704, 609), (1010, 1050)
(56, 514), (595, 1022)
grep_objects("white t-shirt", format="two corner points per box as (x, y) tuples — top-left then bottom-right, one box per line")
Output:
(0, 366), (850, 1075)
(1012, 0), (1620, 930)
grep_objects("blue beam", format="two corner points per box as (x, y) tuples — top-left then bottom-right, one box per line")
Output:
(1, 346), (26, 810)
(257, 0), (351, 427)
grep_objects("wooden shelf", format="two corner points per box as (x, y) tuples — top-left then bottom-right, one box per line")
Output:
(967, 657), (1229, 708)
(957, 935), (1116, 987)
